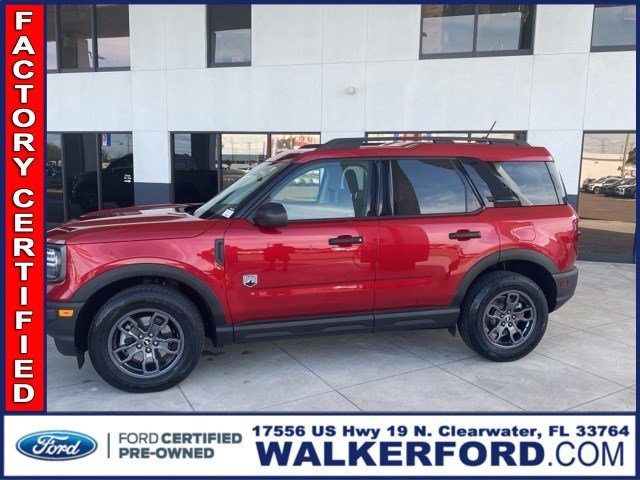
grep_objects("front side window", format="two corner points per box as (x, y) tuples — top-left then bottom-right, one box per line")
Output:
(270, 160), (372, 221)
(421, 4), (534, 58)
(391, 158), (480, 216)
(48, 5), (130, 72)
(591, 4), (636, 51)
(208, 5), (252, 66)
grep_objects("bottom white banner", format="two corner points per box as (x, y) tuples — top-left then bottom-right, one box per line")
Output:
(3, 414), (636, 477)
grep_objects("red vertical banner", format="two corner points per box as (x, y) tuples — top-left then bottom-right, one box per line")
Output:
(5, 5), (45, 411)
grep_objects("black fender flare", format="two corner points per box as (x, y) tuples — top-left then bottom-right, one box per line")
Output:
(450, 249), (559, 307)
(71, 264), (232, 343)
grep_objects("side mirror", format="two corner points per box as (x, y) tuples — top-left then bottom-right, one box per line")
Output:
(254, 202), (288, 228)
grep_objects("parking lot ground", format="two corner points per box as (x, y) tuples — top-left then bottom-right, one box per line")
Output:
(47, 261), (636, 412)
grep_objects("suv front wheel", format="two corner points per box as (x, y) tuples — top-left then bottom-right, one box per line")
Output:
(88, 285), (204, 392)
(458, 271), (548, 362)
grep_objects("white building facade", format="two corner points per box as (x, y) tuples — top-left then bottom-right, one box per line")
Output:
(46, 4), (637, 261)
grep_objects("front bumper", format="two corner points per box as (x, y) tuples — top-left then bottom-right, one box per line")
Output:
(47, 301), (84, 356)
(552, 267), (578, 311)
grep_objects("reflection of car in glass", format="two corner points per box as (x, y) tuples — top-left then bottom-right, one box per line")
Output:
(580, 177), (596, 191)
(173, 154), (220, 204)
(614, 179), (636, 198)
(601, 177), (635, 197)
(48, 137), (579, 392)
(584, 176), (621, 194)
(47, 162), (63, 190)
(71, 154), (134, 212)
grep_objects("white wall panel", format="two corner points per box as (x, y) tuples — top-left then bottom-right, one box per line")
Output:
(584, 52), (636, 131)
(132, 131), (171, 184)
(252, 5), (323, 65)
(364, 56), (533, 132)
(166, 65), (322, 131)
(322, 5), (367, 63)
(321, 63), (366, 131)
(165, 5), (207, 70)
(534, 5), (594, 55)
(131, 71), (167, 131)
(129, 5), (166, 71)
(529, 54), (589, 130)
(47, 72), (132, 131)
(366, 5), (421, 62)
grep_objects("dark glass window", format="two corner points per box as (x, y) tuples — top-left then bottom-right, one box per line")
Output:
(578, 132), (636, 262)
(172, 133), (219, 204)
(591, 5), (636, 51)
(46, 134), (64, 226)
(271, 160), (372, 220)
(47, 6), (58, 71)
(96, 5), (130, 68)
(100, 133), (134, 210)
(208, 5), (251, 66)
(59, 4), (94, 70)
(421, 4), (534, 57)
(391, 158), (480, 216)
(48, 5), (130, 72)
(46, 132), (134, 225)
(497, 162), (562, 205)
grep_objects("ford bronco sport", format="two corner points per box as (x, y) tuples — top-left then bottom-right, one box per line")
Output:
(47, 136), (579, 392)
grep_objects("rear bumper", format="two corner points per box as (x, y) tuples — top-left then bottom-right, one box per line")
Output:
(552, 267), (578, 311)
(47, 301), (84, 356)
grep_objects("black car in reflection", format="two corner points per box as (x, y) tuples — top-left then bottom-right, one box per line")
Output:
(601, 177), (636, 197)
(70, 154), (221, 212)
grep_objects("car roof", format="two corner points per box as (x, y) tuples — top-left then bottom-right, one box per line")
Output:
(288, 138), (553, 163)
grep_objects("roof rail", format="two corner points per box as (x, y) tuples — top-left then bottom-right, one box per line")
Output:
(316, 136), (529, 149)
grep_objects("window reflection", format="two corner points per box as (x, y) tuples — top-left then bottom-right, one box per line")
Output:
(59, 5), (94, 70)
(592, 5), (636, 50)
(96, 5), (131, 68)
(47, 134), (64, 226)
(221, 133), (267, 188)
(578, 132), (636, 262)
(172, 133), (219, 203)
(209, 5), (252, 65)
(65, 133), (99, 219)
(421, 4), (534, 56)
(100, 133), (134, 210)
(47, 6), (57, 70)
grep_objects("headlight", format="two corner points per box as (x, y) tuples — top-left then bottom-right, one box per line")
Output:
(46, 244), (65, 282)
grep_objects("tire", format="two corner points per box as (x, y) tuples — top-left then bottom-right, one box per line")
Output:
(77, 186), (98, 212)
(88, 285), (204, 393)
(458, 271), (548, 362)
(594, 187), (601, 195)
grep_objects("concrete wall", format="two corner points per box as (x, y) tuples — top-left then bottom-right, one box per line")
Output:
(47, 4), (637, 200)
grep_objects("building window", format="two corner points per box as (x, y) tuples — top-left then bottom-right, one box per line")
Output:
(170, 132), (320, 204)
(420, 5), (535, 58)
(366, 131), (527, 142)
(591, 4), (636, 52)
(207, 5), (251, 67)
(578, 132), (636, 263)
(47, 5), (130, 72)
(46, 132), (134, 226)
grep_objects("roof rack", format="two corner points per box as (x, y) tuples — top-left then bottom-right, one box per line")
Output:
(316, 136), (529, 149)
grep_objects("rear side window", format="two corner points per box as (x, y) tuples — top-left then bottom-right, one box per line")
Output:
(461, 159), (565, 206)
(390, 158), (481, 215)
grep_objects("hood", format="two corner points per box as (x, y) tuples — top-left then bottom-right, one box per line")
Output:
(47, 204), (215, 245)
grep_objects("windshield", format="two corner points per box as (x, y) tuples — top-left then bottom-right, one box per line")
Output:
(194, 161), (287, 219)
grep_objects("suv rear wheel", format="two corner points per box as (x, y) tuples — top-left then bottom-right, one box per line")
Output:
(88, 285), (204, 392)
(458, 271), (548, 361)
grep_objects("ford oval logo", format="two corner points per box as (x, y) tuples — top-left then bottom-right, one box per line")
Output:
(16, 431), (97, 461)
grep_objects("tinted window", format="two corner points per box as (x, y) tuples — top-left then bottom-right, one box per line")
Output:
(208, 5), (251, 65)
(592, 5), (636, 50)
(271, 160), (372, 220)
(391, 158), (480, 215)
(46, 134), (64, 225)
(421, 4), (534, 57)
(47, 6), (57, 70)
(59, 5), (94, 70)
(100, 133), (134, 210)
(496, 162), (560, 205)
(96, 5), (130, 68)
(172, 133), (219, 203)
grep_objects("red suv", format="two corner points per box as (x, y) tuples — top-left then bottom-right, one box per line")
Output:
(47, 137), (579, 392)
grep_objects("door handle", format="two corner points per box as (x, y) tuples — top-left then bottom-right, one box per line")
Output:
(328, 235), (364, 246)
(449, 230), (481, 241)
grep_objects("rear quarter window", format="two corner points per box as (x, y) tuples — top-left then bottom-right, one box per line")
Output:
(461, 159), (564, 206)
